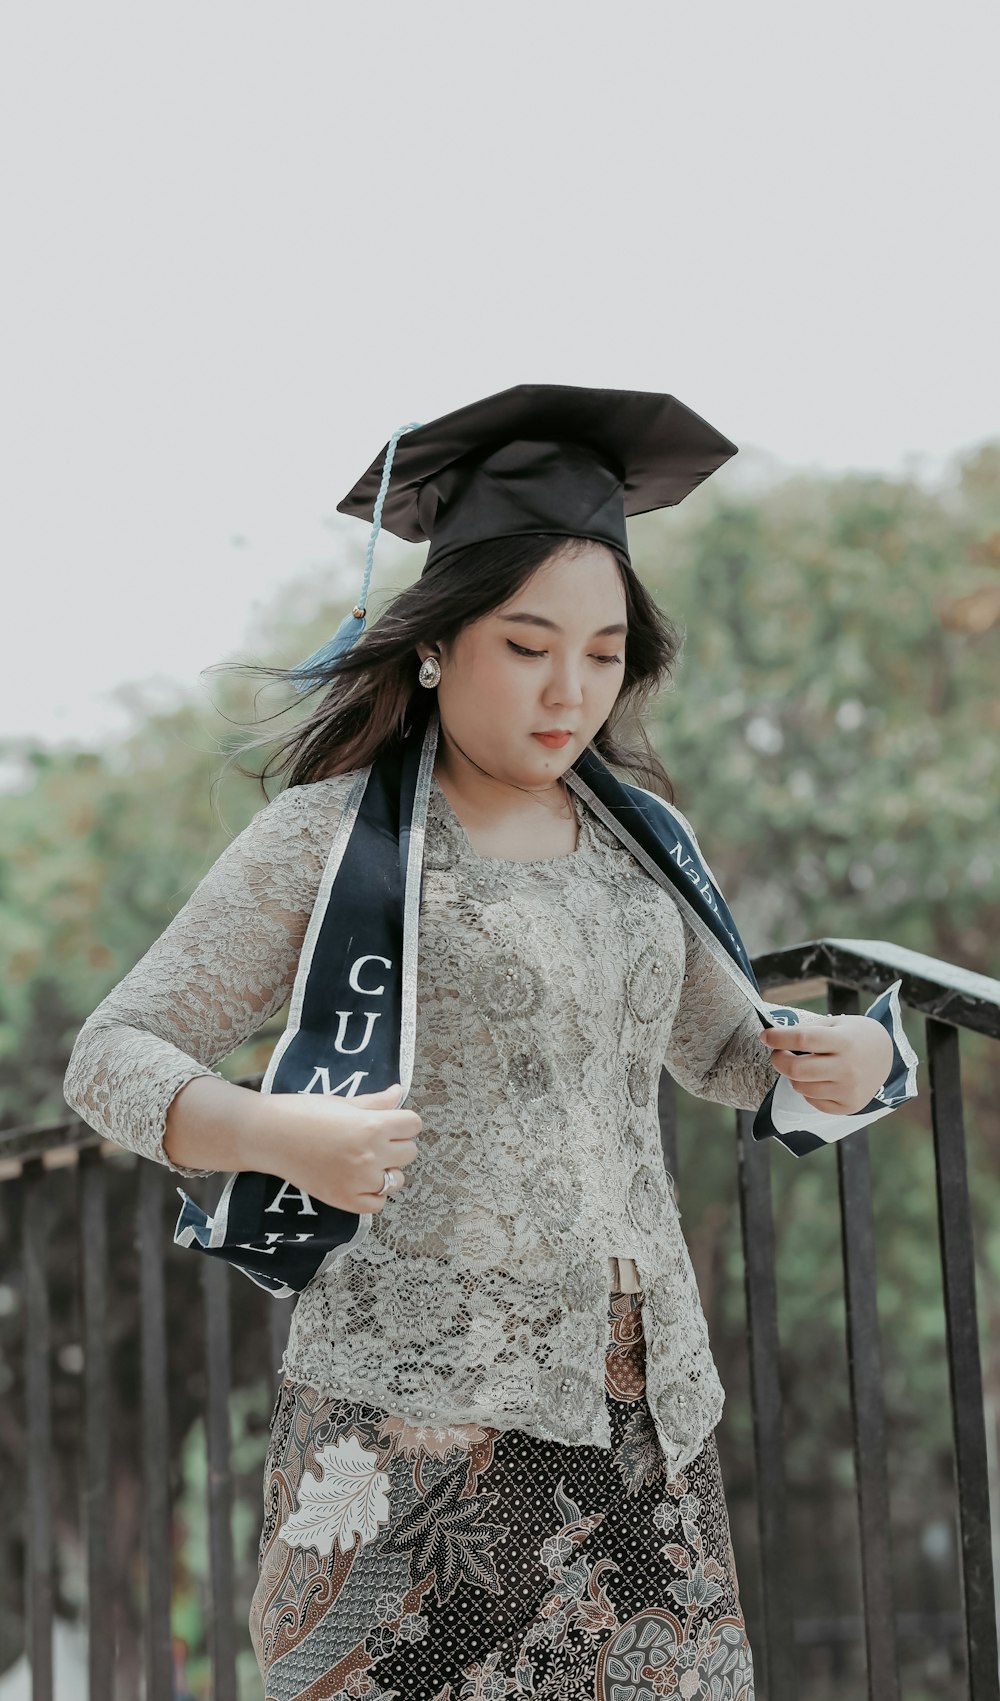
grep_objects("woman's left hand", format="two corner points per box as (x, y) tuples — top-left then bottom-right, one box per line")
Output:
(760, 1015), (894, 1115)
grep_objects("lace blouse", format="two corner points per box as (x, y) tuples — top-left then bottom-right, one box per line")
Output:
(63, 767), (787, 1475)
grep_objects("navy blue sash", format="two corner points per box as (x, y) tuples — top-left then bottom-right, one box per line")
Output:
(173, 723), (435, 1296)
(173, 709), (913, 1294)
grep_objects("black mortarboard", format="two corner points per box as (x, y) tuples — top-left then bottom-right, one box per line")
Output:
(290, 383), (738, 691)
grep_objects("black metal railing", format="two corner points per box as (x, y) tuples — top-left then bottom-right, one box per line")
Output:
(1, 936), (999, 1700)
(657, 937), (1000, 1701)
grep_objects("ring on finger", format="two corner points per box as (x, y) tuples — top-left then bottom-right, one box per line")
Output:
(376, 1168), (398, 1196)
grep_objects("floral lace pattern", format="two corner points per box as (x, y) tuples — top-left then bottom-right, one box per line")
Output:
(63, 767), (784, 1466)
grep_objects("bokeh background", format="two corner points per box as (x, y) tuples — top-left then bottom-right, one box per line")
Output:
(1, 2), (998, 1696)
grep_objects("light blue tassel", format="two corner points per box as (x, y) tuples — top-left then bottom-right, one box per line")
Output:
(289, 419), (422, 694)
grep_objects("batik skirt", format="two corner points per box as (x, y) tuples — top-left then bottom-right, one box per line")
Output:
(249, 1290), (755, 1700)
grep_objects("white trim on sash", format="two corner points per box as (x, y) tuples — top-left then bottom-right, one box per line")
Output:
(563, 767), (780, 1026)
(207, 765), (374, 1259)
(566, 765), (919, 1154)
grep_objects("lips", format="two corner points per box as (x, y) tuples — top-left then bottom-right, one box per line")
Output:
(532, 731), (572, 748)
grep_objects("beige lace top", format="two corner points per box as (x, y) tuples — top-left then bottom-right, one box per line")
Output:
(63, 767), (786, 1475)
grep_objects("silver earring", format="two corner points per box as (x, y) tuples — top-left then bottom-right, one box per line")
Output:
(418, 656), (441, 688)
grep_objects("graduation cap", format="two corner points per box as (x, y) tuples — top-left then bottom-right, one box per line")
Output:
(290, 383), (738, 692)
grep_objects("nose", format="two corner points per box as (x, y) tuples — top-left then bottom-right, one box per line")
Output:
(542, 658), (585, 709)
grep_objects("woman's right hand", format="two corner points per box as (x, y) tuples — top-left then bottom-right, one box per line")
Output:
(243, 1082), (422, 1215)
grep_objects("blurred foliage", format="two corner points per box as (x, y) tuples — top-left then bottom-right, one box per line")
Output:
(1, 443), (999, 1696)
(632, 443), (1000, 970)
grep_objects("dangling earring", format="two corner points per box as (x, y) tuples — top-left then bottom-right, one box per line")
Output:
(418, 656), (441, 689)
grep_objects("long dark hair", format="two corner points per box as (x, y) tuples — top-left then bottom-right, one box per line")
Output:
(212, 534), (683, 801)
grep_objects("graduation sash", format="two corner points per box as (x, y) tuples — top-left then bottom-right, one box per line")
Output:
(173, 708), (917, 1296)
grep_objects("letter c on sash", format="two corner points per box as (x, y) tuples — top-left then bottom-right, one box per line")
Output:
(349, 954), (391, 996)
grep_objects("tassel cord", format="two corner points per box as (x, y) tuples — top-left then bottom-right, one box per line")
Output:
(289, 419), (422, 693)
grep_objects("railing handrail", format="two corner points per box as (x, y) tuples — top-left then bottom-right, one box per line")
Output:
(754, 936), (1000, 1039)
(0, 1088), (270, 1167)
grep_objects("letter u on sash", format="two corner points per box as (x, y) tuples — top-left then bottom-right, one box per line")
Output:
(333, 1010), (381, 1055)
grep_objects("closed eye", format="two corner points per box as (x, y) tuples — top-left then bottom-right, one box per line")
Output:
(507, 641), (623, 665)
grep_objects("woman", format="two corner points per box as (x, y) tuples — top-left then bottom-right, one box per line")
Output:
(64, 385), (911, 1700)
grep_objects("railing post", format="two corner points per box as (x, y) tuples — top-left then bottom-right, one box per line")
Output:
(202, 1178), (238, 1701)
(137, 1161), (174, 1701)
(22, 1160), (53, 1701)
(829, 980), (900, 1700)
(79, 1147), (113, 1701)
(269, 1295), (295, 1387)
(928, 1016), (1000, 1700)
(658, 1066), (679, 1188)
(737, 1108), (795, 1701)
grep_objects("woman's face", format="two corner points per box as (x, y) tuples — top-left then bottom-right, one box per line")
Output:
(421, 542), (628, 790)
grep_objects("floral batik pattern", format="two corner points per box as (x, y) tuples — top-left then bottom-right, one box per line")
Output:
(249, 1290), (754, 1700)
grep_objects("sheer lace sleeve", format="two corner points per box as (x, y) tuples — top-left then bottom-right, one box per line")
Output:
(660, 804), (920, 1141)
(663, 916), (780, 1111)
(653, 798), (771, 1110)
(62, 778), (350, 1177)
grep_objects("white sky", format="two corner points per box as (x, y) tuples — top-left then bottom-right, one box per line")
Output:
(1, 0), (997, 752)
